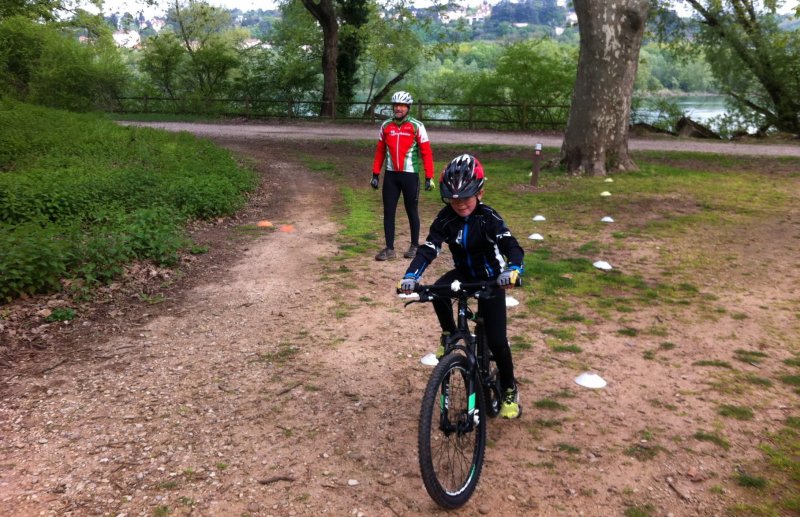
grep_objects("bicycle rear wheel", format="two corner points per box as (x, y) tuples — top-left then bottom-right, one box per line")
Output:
(418, 353), (486, 509)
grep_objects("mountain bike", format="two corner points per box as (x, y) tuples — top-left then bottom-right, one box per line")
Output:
(399, 280), (506, 509)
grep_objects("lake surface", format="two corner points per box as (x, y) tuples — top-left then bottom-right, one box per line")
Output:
(635, 94), (729, 126)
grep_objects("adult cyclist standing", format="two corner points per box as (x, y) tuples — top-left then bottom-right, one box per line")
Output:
(371, 91), (435, 261)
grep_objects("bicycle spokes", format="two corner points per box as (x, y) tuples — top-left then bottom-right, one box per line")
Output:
(419, 354), (486, 509)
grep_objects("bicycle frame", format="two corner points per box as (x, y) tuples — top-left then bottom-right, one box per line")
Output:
(406, 279), (504, 508)
(402, 280), (502, 420)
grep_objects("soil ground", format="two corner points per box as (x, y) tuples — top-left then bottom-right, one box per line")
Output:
(1, 123), (799, 517)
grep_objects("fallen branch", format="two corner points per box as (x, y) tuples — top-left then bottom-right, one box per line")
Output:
(37, 359), (68, 375)
(277, 382), (302, 396)
(258, 475), (295, 485)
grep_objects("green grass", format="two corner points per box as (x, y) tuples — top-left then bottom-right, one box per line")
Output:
(694, 360), (733, 369)
(334, 187), (381, 257)
(718, 404), (754, 420)
(694, 430), (731, 450)
(534, 398), (568, 411)
(624, 504), (655, 517)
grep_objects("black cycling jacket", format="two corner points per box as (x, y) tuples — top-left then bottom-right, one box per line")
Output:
(405, 203), (524, 281)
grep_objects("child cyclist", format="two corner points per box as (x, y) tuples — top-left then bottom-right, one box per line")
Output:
(398, 154), (525, 419)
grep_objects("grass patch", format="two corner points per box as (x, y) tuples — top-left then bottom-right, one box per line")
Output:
(694, 430), (730, 450)
(556, 442), (580, 454)
(510, 335), (533, 352)
(334, 187), (381, 257)
(623, 504), (655, 517)
(542, 327), (575, 340)
(742, 373), (773, 387)
(718, 404), (754, 420)
(624, 443), (664, 461)
(534, 399), (568, 411)
(617, 327), (638, 337)
(533, 418), (562, 428)
(779, 375), (800, 387)
(694, 360), (733, 369)
(735, 472), (767, 489)
(734, 349), (769, 364)
(258, 343), (300, 364)
(550, 344), (583, 353)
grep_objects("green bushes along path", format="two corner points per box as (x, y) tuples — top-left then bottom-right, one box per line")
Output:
(0, 100), (257, 302)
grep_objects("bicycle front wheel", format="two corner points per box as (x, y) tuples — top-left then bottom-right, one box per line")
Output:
(418, 353), (486, 509)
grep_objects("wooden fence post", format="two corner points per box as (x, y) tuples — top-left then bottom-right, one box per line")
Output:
(530, 143), (542, 186)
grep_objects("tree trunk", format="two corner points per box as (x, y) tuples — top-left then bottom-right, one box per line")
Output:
(301, 0), (338, 117)
(363, 68), (411, 119)
(559, 0), (649, 176)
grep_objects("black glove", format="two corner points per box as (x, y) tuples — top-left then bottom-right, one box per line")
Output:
(425, 178), (434, 191)
(370, 174), (380, 189)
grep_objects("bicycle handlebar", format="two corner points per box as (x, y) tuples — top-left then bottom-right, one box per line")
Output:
(396, 280), (497, 299)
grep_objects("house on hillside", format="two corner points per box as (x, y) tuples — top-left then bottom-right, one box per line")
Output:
(441, 1), (491, 25)
(113, 30), (141, 49)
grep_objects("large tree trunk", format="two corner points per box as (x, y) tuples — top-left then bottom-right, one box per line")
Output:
(301, 0), (338, 117)
(559, 0), (650, 176)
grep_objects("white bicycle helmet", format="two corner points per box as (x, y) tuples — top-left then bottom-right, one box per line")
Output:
(391, 91), (414, 105)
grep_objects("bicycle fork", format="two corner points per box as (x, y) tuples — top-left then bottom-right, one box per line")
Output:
(438, 364), (481, 435)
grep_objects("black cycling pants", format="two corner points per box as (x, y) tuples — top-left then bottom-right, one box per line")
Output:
(431, 269), (516, 392)
(382, 171), (420, 250)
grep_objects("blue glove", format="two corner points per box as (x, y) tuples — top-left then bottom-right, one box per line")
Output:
(497, 266), (522, 288)
(370, 174), (380, 189)
(399, 274), (417, 293)
(425, 178), (434, 191)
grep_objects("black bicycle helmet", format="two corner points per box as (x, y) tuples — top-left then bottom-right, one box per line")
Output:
(440, 154), (485, 200)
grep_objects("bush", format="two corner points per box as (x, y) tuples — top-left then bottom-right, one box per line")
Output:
(0, 101), (257, 303)
(0, 221), (74, 302)
(0, 16), (129, 111)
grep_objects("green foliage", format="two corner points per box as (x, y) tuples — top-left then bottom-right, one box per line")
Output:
(0, 221), (73, 301)
(46, 307), (76, 322)
(0, 101), (257, 302)
(671, 1), (800, 134)
(0, 16), (129, 111)
(458, 39), (576, 129)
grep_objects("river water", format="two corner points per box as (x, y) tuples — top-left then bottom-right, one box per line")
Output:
(635, 94), (729, 127)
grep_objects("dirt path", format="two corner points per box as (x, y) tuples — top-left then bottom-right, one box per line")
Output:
(1, 132), (799, 516)
(120, 120), (800, 157)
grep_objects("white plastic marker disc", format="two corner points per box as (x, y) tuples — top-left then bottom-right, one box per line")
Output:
(593, 260), (613, 271)
(600, 191), (612, 197)
(604, 178), (614, 183)
(532, 215), (546, 221)
(398, 292), (419, 300)
(421, 353), (439, 366)
(505, 296), (519, 307)
(528, 233), (544, 241)
(601, 216), (615, 223)
(575, 372), (607, 389)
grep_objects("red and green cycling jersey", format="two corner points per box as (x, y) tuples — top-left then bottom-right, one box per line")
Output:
(372, 116), (434, 179)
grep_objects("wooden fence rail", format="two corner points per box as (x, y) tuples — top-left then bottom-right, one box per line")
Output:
(114, 97), (571, 131)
